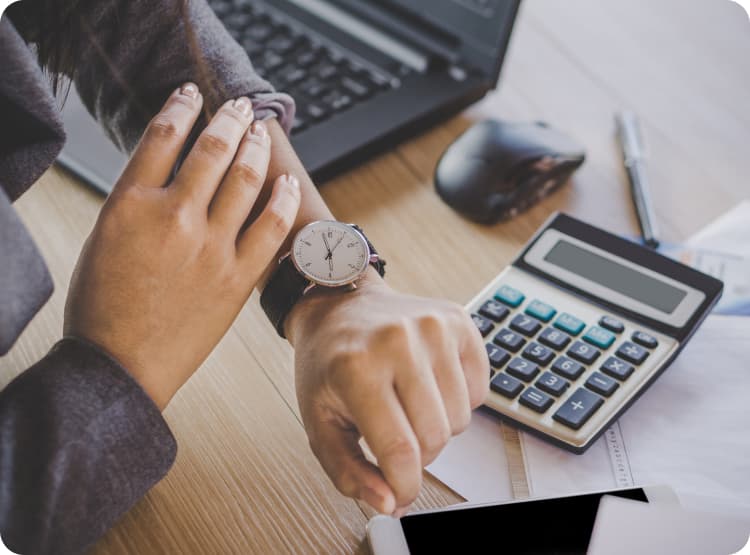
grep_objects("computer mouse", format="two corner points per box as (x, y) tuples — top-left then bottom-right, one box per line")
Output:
(434, 120), (586, 224)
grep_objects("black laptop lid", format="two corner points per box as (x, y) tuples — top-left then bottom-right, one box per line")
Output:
(331, 0), (521, 83)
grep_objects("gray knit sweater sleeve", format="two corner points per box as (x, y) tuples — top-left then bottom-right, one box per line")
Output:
(0, 338), (177, 555)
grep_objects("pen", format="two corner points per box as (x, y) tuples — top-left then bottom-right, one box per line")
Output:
(616, 111), (660, 248)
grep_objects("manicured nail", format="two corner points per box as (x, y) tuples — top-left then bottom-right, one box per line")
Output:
(233, 97), (253, 117)
(250, 120), (267, 139)
(361, 487), (385, 512)
(284, 174), (300, 190)
(180, 83), (199, 99)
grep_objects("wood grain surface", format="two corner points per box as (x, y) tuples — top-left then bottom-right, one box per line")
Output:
(3, 0), (748, 552)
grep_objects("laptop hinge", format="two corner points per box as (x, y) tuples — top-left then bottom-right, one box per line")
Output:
(286, 0), (429, 72)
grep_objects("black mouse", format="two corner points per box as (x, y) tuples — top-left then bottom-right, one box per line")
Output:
(435, 120), (586, 224)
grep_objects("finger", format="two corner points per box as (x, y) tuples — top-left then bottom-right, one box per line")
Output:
(117, 83), (203, 191)
(209, 120), (270, 236)
(172, 97), (254, 208)
(236, 174), (300, 265)
(393, 360), (451, 466)
(309, 419), (397, 514)
(434, 350), (473, 435)
(458, 313), (492, 408)
(342, 385), (423, 508)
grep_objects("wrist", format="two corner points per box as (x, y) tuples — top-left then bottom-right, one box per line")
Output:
(284, 266), (386, 345)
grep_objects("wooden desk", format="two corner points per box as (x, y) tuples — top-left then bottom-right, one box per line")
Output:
(4, 0), (749, 552)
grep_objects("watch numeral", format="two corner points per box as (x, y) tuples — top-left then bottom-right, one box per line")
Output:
(348, 264), (357, 269)
(303, 241), (312, 247)
(304, 263), (312, 268)
(347, 242), (357, 248)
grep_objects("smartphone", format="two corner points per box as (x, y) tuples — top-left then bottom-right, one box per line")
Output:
(367, 485), (678, 555)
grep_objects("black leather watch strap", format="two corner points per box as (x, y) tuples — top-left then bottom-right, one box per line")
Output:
(260, 224), (385, 339)
(260, 256), (309, 338)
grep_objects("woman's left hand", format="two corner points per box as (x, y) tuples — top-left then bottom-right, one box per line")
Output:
(287, 274), (488, 516)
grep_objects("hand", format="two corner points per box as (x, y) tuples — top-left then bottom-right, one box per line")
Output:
(287, 275), (489, 515)
(64, 83), (301, 409)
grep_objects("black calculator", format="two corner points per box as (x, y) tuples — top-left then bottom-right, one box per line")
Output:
(467, 213), (723, 453)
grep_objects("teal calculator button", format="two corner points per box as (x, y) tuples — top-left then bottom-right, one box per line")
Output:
(583, 326), (616, 349)
(495, 285), (525, 308)
(554, 313), (585, 336)
(525, 300), (557, 322)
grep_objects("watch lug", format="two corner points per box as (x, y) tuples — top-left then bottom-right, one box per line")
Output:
(303, 282), (317, 295)
(278, 252), (291, 265)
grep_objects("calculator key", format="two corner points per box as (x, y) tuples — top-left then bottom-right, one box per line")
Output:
(554, 313), (585, 336)
(553, 388), (604, 430)
(601, 356), (635, 380)
(616, 342), (649, 365)
(509, 314), (542, 337)
(506, 357), (540, 382)
(538, 327), (572, 351)
(599, 316), (625, 334)
(494, 285), (525, 308)
(493, 328), (526, 353)
(585, 372), (620, 397)
(519, 387), (554, 413)
(491, 373), (524, 399)
(583, 326), (616, 349)
(632, 330), (659, 349)
(535, 371), (570, 397)
(486, 344), (511, 369)
(522, 342), (555, 366)
(525, 300), (557, 323)
(551, 356), (585, 380)
(567, 341), (601, 365)
(479, 300), (510, 323)
(471, 314), (494, 337)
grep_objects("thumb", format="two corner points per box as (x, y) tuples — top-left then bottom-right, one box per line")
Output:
(310, 418), (397, 514)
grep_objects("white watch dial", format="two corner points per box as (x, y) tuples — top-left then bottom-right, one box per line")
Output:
(291, 221), (370, 287)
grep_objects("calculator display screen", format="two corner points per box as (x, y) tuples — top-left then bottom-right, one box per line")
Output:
(544, 240), (688, 314)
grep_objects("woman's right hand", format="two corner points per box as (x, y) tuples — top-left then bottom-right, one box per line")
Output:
(64, 83), (301, 409)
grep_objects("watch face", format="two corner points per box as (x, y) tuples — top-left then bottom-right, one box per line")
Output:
(291, 221), (370, 287)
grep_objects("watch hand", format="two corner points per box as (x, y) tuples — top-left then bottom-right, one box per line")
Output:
(330, 235), (345, 254)
(329, 257), (334, 272)
(322, 233), (332, 259)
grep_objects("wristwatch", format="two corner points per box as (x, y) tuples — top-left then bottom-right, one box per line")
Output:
(260, 220), (386, 338)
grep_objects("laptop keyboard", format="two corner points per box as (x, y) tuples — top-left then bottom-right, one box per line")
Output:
(208, 0), (406, 135)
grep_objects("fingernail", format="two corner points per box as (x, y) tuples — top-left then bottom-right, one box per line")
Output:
(233, 97), (253, 117)
(284, 174), (300, 190)
(361, 487), (385, 512)
(250, 120), (267, 139)
(180, 83), (199, 99)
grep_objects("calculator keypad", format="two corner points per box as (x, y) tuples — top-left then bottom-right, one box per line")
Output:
(468, 270), (675, 451)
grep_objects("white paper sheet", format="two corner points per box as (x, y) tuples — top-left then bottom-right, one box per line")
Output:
(522, 315), (750, 517)
(426, 410), (513, 504)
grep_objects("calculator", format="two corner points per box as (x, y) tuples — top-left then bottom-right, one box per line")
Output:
(467, 213), (723, 453)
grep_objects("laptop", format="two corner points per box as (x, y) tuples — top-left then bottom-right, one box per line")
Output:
(57, 0), (522, 194)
